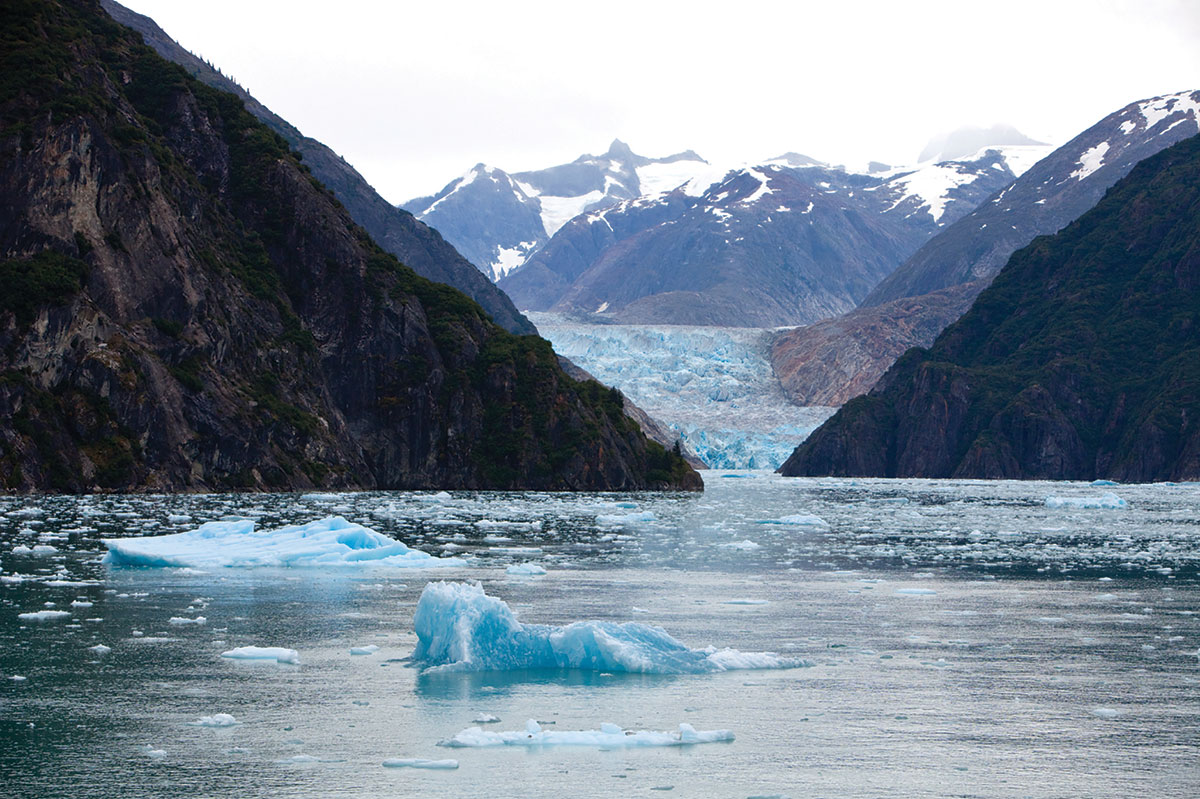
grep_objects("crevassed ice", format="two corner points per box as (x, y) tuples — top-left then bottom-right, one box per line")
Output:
(410, 581), (804, 674)
(101, 516), (463, 569)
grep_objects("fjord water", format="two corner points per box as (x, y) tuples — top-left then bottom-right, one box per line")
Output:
(2, 474), (1198, 798)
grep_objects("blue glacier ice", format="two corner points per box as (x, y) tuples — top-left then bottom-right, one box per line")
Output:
(527, 313), (834, 469)
(102, 516), (464, 569)
(410, 581), (804, 674)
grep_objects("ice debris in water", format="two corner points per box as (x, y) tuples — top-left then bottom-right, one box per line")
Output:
(382, 758), (459, 769)
(1044, 493), (1127, 509)
(473, 713), (501, 723)
(506, 562), (547, 576)
(188, 713), (240, 727)
(102, 516), (463, 569)
(350, 645), (379, 655)
(141, 745), (166, 759)
(169, 616), (206, 625)
(439, 718), (734, 748)
(719, 540), (761, 550)
(759, 514), (828, 526)
(89, 644), (111, 656)
(221, 646), (300, 664)
(410, 582), (804, 674)
(1090, 707), (1121, 719)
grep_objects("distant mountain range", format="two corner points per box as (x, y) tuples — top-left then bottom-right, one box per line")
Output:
(771, 90), (1200, 406)
(403, 140), (710, 282)
(781, 130), (1200, 481)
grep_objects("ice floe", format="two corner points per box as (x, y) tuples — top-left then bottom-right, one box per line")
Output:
(382, 758), (459, 769)
(1044, 493), (1127, 509)
(350, 645), (380, 655)
(410, 581), (803, 674)
(438, 719), (734, 748)
(89, 644), (111, 656)
(102, 516), (463, 569)
(220, 646), (300, 665)
(188, 713), (240, 727)
(506, 562), (547, 576)
(18, 610), (71, 621)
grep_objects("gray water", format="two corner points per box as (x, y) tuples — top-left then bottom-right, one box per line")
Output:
(2, 473), (1198, 798)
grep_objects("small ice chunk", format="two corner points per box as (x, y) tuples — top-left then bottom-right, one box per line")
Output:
(439, 719), (734, 748)
(723, 599), (769, 605)
(10, 675), (28, 681)
(18, 610), (71, 621)
(169, 616), (206, 625)
(473, 713), (501, 724)
(1090, 707), (1120, 719)
(719, 540), (761, 551)
(417, 491), (453, 503)
(188, 713), (240, 727)
(89, 644), (112, 656)
(350, 645), (380, 655)
(895, 588), (937, 596)
(506, 562), (546, 576)
(142, 745), (166, 759)
(167, 514), (192, 523)
(382, 758), (459, 769)
(221, 646), (300, 664)
(71, 600), (94, 608)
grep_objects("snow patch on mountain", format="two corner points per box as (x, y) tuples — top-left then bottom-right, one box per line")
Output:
(528, 313), (833, 469)
(491, 241), (538, 279)
(1138, 91), (1200, 130)
(882, 161), (987, 223)
(1070, 141), (1111, 182)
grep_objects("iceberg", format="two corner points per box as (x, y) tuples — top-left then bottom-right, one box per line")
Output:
(410, 582), (804, 674)
(1045, 493), (1127, 509)
(18, 610), (71, 621)
(350, 645), (380, 655)
(505, 563), (546, 576)
(438, 718), (734, 748)
(102, 516), (463, 569)
(188, 713), (240, 727)
(220, 646), (300, 664)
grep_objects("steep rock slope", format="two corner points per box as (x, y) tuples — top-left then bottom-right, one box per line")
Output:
(101, 0), (534, 336)
(404, 140), (709, 281)
(780, 133), (1200, 481)
(0, 0), (699, 493)
(500, 151), (1024, 327)
(772, 91), (1200, 406)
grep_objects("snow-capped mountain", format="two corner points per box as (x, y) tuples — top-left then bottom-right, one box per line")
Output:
(773, 90), (1200, 408)
(919, 123), (1047, 163)
(402, 140), (710, 281)
(499, 146), (1039, 327)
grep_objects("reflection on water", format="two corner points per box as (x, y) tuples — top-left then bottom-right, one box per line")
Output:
(1, 474), (1198, 798)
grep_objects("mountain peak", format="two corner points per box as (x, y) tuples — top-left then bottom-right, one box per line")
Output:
(605, 138), (636, 159)
(919, 124), (1046, 163)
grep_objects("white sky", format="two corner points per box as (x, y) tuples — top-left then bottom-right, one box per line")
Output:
(117, 0), (1200, 204)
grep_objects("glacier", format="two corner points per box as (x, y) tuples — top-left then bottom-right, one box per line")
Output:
(102, 516), (463, 570)
(528, 313), (833, 469)
(410, 581), (804, 674)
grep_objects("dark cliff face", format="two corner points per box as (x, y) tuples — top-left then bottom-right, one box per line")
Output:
(99, 0), (535, 337)
(780, 133), (1200, 482)
(0, 0), (701, 493)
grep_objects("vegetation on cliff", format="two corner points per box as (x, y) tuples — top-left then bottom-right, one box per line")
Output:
(0, 0), (699, 492)
(781, 133), (1200, 482)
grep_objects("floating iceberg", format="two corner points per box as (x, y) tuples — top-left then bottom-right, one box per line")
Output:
(410, 582), (803, 674)
(18, 610), (71, 621)
(1044, 493), (1127, 509)
(438, 719), (734, 748)
(220, 646), (300, 664)
(102, 516), (463, 569)
(382, 758), (459, 769)
(506, 563), (546, 576)
(188, 713), (240, 727)
(350, 645), (380, 655)
(89, 644), (111, 656)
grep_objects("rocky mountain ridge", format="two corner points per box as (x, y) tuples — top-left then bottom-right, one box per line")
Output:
(771, 90), (1200, 407)
(780, 131), (1200, 481)
(0, 0), (700, 492)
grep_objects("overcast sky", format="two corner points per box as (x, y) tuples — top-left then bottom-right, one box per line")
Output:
(119, 0), (1200, 204)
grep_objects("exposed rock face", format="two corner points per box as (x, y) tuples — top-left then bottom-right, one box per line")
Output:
(780, 133), (1200, 482)
(100, 0), (535, 337)
(769, 284), (979, 406)
(0, 0), (700, 493)
(772, 91), (1200, 407)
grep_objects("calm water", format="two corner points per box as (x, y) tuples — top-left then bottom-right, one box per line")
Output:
(2, 473), (1198, 798)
